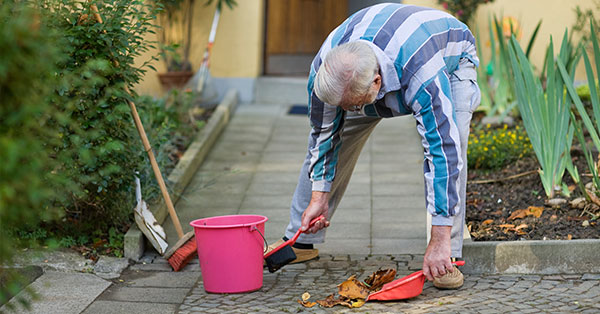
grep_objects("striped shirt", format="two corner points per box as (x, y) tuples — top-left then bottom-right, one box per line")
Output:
(306, 3), (479, 224)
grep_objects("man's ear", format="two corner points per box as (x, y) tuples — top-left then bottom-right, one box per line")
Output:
(373, 73), (382, 88)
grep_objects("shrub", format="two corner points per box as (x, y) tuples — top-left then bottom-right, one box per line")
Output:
(468, 124), (533, 170)
(38, 0), (162, 233)
(0, 1), (68, 309)
(437, 0), (495, 24)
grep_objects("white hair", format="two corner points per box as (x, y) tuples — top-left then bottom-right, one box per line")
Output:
(314, 41), (379, 106)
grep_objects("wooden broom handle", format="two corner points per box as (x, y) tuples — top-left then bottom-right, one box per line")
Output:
(88, 6), (182, 238)
(125, 88), (185, 239)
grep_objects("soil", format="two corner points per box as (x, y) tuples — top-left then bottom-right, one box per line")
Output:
(466, 155), (600, 241)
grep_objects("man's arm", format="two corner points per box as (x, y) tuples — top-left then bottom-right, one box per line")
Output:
(307, 92), (346, 192)
(407, 71), (463, 278)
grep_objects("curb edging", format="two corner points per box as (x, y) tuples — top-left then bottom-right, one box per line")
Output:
(124, 89), (239, 260)
(463, 239), (600, 274)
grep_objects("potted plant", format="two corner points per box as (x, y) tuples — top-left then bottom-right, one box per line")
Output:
(156, 0), (195, 90)
(156, 0), (236, 91)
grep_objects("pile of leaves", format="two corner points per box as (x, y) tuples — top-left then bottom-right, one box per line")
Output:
(298, 268), (396, 309)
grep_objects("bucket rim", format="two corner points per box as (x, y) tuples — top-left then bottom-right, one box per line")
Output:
(189, 214), (269, 229)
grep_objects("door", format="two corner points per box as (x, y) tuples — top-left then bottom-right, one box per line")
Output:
(264, 0), (348, 76)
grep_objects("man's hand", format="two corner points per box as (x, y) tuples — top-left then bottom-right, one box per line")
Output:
(423, 225), (453, 281)
(301, 191), (330, 233)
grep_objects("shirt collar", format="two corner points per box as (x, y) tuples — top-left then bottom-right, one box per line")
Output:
(358, 40), (401, 100)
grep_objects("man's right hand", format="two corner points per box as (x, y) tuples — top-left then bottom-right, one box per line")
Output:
(301, 191), (330, 233)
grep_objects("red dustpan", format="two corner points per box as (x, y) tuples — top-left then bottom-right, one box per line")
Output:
(367, 260), (465, 301)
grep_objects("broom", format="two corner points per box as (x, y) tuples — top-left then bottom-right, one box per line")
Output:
(89, 4), (195, 271)
(125, 87), (196, 271)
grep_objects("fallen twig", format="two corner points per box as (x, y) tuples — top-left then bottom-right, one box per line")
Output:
(468, 170), (539, 184)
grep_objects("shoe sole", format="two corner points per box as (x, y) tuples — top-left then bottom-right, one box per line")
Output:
(433, 281), (464, 289)
(290, 248), (319, 264)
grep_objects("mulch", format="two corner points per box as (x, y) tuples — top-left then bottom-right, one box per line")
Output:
(466, 155), (600, 241)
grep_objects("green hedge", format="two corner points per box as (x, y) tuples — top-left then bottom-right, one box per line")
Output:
(0, 1), (68, 309)
(1, 0), (202, 308)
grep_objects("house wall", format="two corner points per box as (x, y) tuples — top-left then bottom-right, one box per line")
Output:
(404, 0), (597, 80)
(133, 0), (264, 102)
(134, 0), (598, 100)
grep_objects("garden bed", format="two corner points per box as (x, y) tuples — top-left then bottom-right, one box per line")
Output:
(466, 155), (600, 241)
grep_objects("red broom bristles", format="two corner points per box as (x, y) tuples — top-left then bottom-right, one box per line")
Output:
(167, 237), (197, 271)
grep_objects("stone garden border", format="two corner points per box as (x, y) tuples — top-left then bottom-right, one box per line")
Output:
(124, 89), (238, 260)
(462, 239), (600, 274)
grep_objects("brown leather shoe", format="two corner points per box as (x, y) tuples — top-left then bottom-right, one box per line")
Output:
(264, 238), (319, 264)
(433, 266), (464, 289)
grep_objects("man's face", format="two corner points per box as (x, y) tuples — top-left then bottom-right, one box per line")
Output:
(338, 73), (382, 112)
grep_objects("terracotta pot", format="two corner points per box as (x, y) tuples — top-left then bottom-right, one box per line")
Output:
(157, 71), (194, 91)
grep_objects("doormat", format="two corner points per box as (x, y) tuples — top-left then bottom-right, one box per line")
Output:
(288, 104), (309, 115)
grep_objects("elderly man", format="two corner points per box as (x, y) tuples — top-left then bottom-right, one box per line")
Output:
(269, 3), (480, 289)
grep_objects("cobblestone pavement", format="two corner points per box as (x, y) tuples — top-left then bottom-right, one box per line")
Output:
(178, 254), (600, 314)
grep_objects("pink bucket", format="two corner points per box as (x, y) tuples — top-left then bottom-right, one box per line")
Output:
(190, 215), (268, 293)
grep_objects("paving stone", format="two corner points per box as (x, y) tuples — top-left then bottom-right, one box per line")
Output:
(81, 300), (178, 314)
(582, 273), (600, 280)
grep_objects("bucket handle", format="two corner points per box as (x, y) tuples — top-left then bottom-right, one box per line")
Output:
(250, 225), (268, 253)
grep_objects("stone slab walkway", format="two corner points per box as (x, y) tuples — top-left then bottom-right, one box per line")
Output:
(162, 102), (428, 255)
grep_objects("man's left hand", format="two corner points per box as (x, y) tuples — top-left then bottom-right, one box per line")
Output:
(423, 225), (453, 281)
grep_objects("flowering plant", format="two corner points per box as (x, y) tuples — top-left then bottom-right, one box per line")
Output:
(437, 0), (494, 24)
(468, 124), (532, 170)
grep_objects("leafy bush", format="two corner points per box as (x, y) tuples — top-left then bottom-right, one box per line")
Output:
(437, 0), (494, 24)
(468, 124), (533, 170)
(0, 1), (68, 309)
(38, 0), (161, 233)
(572, 0), (600, 45)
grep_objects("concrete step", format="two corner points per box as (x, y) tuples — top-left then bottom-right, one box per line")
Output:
(254, 76), (308, 105)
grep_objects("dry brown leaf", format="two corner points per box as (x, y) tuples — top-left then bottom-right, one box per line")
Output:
(515, 224), (528, 231)
(498, 224), (515, 228)
(337, 275), (370, 300)
(527, 206), (544, 218)
(364, 268), (396, 292)
(509, 206), (544, 220)
(586, 189), (600, 206)
(301, 292), (310, 302)
(351, 299), (366, 308)
(508, 209), (528, 221)
(316, 294), (352, 308)
(297, 300), (317, 308)
(482, 219), (494, 225)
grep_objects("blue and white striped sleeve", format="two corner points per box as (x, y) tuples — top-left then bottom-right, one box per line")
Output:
(306, 89), (346, 192)
(408, 70), (463, 226)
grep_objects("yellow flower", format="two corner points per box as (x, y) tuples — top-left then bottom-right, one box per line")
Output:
(486, 123), (491, 129)
(484, 147), (488, 151)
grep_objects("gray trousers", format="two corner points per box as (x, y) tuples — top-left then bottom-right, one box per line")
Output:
(285, 60), (480, 258)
